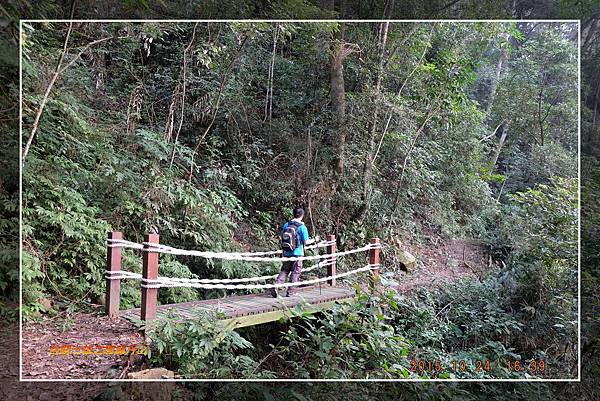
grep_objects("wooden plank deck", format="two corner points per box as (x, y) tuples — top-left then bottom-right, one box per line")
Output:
(120, 285), (356, 328)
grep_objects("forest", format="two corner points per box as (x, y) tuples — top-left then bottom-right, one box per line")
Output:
(16, 19), (580, 381)
(0, 0), (598, 399)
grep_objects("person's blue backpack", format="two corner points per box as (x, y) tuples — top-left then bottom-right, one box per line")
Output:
(281, 221), (302, 251)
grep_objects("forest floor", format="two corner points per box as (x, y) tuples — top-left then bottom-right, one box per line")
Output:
(20, 310), (146, 380)
(393, 238), (490, 294)
(0, 301), (103, 399)
(2, 316), (186, 400)
(18, 238), (490, 380)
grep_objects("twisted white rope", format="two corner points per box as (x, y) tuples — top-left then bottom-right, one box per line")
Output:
(105, 270), (143, 280)
(107, 239), (145, 250)
(105, 238), (380, 287)
(106, 238), (335, 256)
(104, 259), (336, 284)
(140, 264), (380, 290)
(298, 259), (335, 274)
(139, 242), (378, 262)
(142, 240), (336, 257)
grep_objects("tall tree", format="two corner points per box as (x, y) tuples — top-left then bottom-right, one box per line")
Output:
(330, 26), (347, 186)
(324, 0), (352, 191)
(485, 31), (509, 115)
(361, 20), (390, 211)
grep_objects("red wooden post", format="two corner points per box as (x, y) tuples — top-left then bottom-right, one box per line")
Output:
(106, 231), (122, 318)
(326, 234), (336, 286)
(368, 237), (380, 292)
(141, 233), (159, 322)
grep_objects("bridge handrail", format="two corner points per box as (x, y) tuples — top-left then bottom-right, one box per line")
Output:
(104, 232), (381, 321)
(140, 263), (380, 290)
(139, 241), (378, 262)
(105, 258), (336, 284)
(107, 238), (336, 256)
(105, 261), (377, 290)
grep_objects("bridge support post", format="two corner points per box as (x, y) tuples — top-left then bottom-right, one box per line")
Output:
(106, 231), (122, 318)
(368, 237), (380, 292)
(326, 234), (336, 286)
(141, 233), (159, 322)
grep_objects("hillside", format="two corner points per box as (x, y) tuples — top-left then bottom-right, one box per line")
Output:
(19, 21), (578, 380)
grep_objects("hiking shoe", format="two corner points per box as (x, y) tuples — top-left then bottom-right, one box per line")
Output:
(270, 289), (278, 298)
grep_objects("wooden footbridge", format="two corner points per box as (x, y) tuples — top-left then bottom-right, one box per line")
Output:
(105, 232), (381, 328)
(120, 286), (357, 328)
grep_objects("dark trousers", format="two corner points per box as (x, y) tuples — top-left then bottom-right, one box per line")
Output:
(274, 260), (302, 295)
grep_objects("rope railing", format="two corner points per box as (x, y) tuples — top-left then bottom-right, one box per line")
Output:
(138, 242), (378, 262)
(106, 237), (377, 262)
(104, 259), (336, 284)
(140, 264), (380, 290)
(107, 238), (336, 256)
(105, 270), (142, 280)
(107, 238), (145, 250)
(104, 231), (382, 322)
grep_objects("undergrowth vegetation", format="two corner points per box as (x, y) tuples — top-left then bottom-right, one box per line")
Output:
(20, 20), (578, 380)
(147, 176), (576, 379)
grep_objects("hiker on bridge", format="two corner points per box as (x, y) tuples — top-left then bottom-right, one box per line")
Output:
(271, 207), (316, 297)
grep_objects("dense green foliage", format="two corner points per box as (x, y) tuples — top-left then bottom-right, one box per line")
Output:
(0, 12), (19, 315)
(20, 20), (578, 380)
(0, 0), (595, 399)
(147, 178), (577, 379)
(150, 310), (259, 378)
(8, 0), (599, 20)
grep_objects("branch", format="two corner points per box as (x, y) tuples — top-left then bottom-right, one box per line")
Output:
(338, 42), (361, 60)
(170, 22), (199, 167)
(22, 28), (126, 164)
(373, 25), (434, 166)
(383, 22), (421, 70)
(188, 36), (250, 182)
(513, 22), (540, 49)
(480, 120), (506, 142)
(541, 95), (561, 124)
(386, 99), (440, 232)
(59, 35), (125, 74)
(428, 0), (462, 17)
(22, 21), (73, 164)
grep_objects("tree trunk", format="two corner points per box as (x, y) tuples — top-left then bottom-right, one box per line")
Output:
(327, 0), (347, 189)
(537, 74), (546, 146)
(361, 21), (390, 208)
(492, 123), (509, 166)
(486, 32), (509, 115)
(330, 39), (347, 184)
(593, 80), (600, 128)
(582, 17), (599, 54)
(263, 24), (278, 123)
